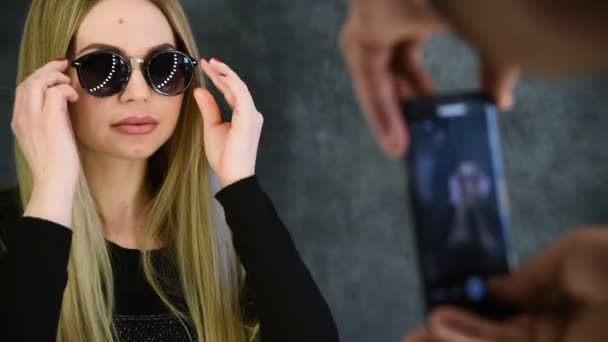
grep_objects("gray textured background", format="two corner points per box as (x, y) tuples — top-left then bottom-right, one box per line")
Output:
(2, 1), (608, 341)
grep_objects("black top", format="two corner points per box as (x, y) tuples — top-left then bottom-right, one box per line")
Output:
(0, 176), (339, 342)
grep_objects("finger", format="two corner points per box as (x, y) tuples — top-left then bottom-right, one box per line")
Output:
(36, 58), (70, 74)
(42, 84), (79, 114)
(490, 227), (608, 308)
(403, 327), (446, 342)
(11, 88), (27, 135)
(209, 57), (237, 78)
(427, 307), (530, 342)
(479, 57), (520, 111)
(339, 2), (448, 47)
(395, 39), (434, 96)
(341, 33), (408, 159)
(199, 58), (236, 107)
(57, 84), (79, 103)
(395, 76), (415, 103)
(428, 307), (488, 342)
(30, 71), (72, 89)
(23, 72), (72, 115)
(208, 58), (256, 110)
(193, 87), (223, 130)
(565, 306), (608, 342)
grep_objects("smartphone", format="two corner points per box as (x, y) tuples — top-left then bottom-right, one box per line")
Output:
(404, 91), (518, 320)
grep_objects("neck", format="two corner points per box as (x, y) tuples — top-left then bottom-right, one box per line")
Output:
(81, 150), (153, 250)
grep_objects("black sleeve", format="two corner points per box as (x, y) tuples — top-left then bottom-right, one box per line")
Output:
(215, 176), (340, 342)
(0, 216), (72, 341)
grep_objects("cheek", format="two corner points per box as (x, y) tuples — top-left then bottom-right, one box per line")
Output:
(68, 95), (106, 145)
(159, 95), (184, 126)
(67, 68), (88, 122)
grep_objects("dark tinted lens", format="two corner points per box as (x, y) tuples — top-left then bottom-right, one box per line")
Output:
(147, 51), (194, 95)
(78, 52), (129, 97)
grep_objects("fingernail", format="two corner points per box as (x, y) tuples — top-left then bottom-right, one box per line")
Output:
(211, 57), (222, 63)
(497, 94), (514, 111)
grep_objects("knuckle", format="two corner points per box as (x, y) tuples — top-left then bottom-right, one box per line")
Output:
(19, 79), (33, 91)
(10, 118), (17, 132)
(11, 116), (23, 133)
(29, 74), (42, 83)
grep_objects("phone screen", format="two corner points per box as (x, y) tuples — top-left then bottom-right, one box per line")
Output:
(405, 93), (516, 318)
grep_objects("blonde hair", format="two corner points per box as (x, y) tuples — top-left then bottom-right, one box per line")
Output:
(15, 0), (258, 341)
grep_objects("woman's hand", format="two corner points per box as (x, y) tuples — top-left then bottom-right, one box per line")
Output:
(193, 58), (264, 188)
(11, 58), (81, 227)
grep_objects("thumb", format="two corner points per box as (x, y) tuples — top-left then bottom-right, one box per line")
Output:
(55, 84), (79, 103)
(490, 228), (608, 308)
(193, 87), (222, 131)
(479, 57), (520, 111)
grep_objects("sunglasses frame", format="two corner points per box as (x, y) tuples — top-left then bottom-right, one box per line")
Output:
(71, 49), (199, 98)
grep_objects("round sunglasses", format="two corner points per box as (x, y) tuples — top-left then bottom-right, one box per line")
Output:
(71, 50), (198, 97)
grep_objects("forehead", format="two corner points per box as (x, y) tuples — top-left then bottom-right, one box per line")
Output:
(73, 0), (177, 57)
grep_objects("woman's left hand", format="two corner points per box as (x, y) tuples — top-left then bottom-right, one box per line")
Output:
(193, 58), (264, 188)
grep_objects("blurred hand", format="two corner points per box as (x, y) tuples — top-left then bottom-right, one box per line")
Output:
(194, 58), (263, 188)
(339, 0), (519, 159)
(404, 227), (608, 342)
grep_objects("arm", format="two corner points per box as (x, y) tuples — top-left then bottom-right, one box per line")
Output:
(0, 217), (72, 341)
(215, 176), (340, 342)
(0, 185), (75, 341)
(194, 56), (339, 341)
(4, 54), (81, 341)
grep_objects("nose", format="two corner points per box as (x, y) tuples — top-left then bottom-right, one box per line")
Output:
(119, 58), (151, 102)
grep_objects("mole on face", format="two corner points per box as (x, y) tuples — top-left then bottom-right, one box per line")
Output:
(118, 18), (124, 24)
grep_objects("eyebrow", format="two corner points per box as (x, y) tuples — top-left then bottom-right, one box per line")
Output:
(76, 42), (176, 58)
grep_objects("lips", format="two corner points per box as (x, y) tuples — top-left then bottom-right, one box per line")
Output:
(111, 114), (159, 136)
(112, 115), (159, 126)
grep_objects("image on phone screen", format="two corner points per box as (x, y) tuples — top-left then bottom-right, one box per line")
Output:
(405, 93), (516, 318)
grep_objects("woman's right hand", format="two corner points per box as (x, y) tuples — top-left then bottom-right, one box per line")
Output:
(11, 58), (80, 227)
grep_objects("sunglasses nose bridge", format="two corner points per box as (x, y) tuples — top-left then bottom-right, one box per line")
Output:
(127, 57), (152, 84)
(123, 57), (153, 97)
(129, 57), (146, 71)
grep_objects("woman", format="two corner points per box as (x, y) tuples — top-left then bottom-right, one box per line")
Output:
(0, 0), (339, 341)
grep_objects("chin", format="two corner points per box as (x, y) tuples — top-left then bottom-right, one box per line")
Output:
(108, 129), (171, 160)
(79, 123), (174, 160)
(97, 140), (162, 161)
(117, 146), (162, 160)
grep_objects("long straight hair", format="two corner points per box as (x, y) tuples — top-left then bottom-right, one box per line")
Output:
(15, 1), (258, 341)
